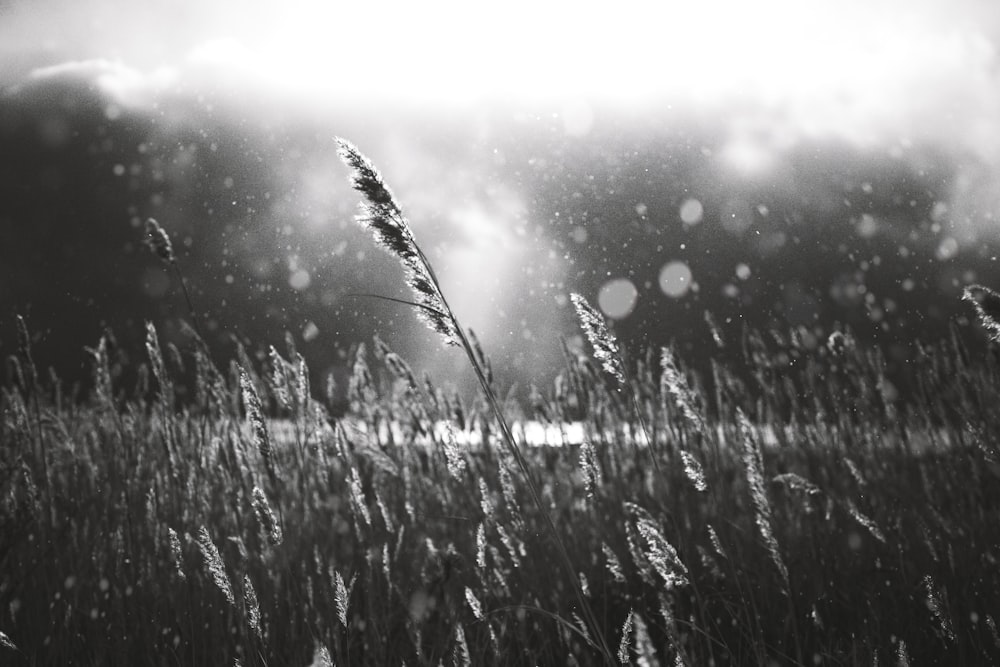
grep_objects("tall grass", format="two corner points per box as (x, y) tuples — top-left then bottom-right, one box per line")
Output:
(3, 146), (1000, 665)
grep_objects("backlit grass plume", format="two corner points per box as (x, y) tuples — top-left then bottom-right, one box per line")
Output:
(144, 218), (175, 264)
(962, 284), (1000, 343)
(195, 526), (235, 606)
(737, 409), (788, 590)
(144, 217), (203, 339)
(570, 293), (626, 386)
(336, 138), (459, 345)
(572, 292), (659, 471)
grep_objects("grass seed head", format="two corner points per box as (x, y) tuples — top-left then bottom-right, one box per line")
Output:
(251, 486), (283, 546)
(897, 640), (911, 667)
(963, 284), (1000, 343)
(660, 347), (705, 433)
(310, 644), (333, 667)
(333, 570), (350, 627)
(737, 409), (789, 588)
(243, 574), (262, 639)
(195, 526), (234, 606)
(0, 630), (17, 651)
(476, 523), (487, 571)
(602, 543), (627, 584)
(465, 586), (484, 620)
(631, 612), (660, 667)
(571, 293), (626, 386)
(635, 516), (689, 589)
(240, 368), (275, 480)
(580, 439), (603, 498)
(453, 623), (471, 667)
(336, 138), (460, 346)
(442, 421), (467, 480)
(618, 610), (635, 664)
(144, 218), (175, 264)
(167, 527), (186, 580)
(679, 450), (708, 493)
(923, 574), (956, 642)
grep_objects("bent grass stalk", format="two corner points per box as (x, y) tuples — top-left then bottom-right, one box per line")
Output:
(336, 138), (615, 664)
(145, 217), (205, 342)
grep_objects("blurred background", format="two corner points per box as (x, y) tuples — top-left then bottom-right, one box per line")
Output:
(2, 0), (1000, 404)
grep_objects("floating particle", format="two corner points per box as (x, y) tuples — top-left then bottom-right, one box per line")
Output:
(659, 261), (693, 298)
(598, 278), (639, 319)
(679, 199), (703, 226)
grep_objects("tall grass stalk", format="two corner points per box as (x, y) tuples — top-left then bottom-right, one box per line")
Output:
(14, 315), (50, 525)
(145, 217), (204, 341)
(336, 138), (615, 663)
(570, 293), (660, 472)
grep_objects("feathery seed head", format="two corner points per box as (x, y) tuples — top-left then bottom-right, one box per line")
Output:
(737, 409), (789, 588)
(679, 450), (708, 493)
(333, 570), (351, 627)
(311, 644), (334, 667)
(963, 284), (1000, 343)
(144, 218), (175, 264)
(923, 575), (955, 642)
(571, 292), (626, 385)
(244, 574), (262, 639)
(240, 368), (275, 477)
(167, 527), (186, 580)
(195, 526), (235, 606)
(660, 347), (705, 433)
(465, 587), (484, 620)
(602, 543), (626, 583)
(336, 137), (459, 346)
(336, 138), (398, 208)
(618, 610), (635, 663)
(251, 486), (283, 546)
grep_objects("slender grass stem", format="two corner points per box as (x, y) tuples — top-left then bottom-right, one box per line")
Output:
(337, 140), (616, 664)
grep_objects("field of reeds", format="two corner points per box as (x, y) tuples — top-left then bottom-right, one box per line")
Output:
(4, 141), (1000, 666)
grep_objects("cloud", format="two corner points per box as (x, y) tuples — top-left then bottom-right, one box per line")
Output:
(26, 58), (177, 108)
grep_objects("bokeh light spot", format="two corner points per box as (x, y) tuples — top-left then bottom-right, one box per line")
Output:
(679, 198), (703, 226)
(597, 278), (638, 319)
(659, 261), (693, 298)
(289, 269), (311, 290)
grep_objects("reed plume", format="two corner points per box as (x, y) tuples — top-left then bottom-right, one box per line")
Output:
(570, 293), (626, 385)
(167, 527), (186, 580)
(617, 610), (634, 664)
(195, 526), (235, 606)
(333, 570), (351, 627)
(337, 138), (615, 664)
(144, 218), (203, 339)
(240, 368), (277, 487)
(962, 284), (1000, 343)
(336, 139), (459, 345)
(243, 574), (262, 640)
(571, 292), (660, 471)
(737, 409), (788, 590)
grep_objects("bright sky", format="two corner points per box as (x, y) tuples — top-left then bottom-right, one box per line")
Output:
(3, 0), (998, 172)
(1, 1), (995, 104)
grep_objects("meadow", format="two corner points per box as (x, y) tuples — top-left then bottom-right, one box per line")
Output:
(3, 142), (1000, 666)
